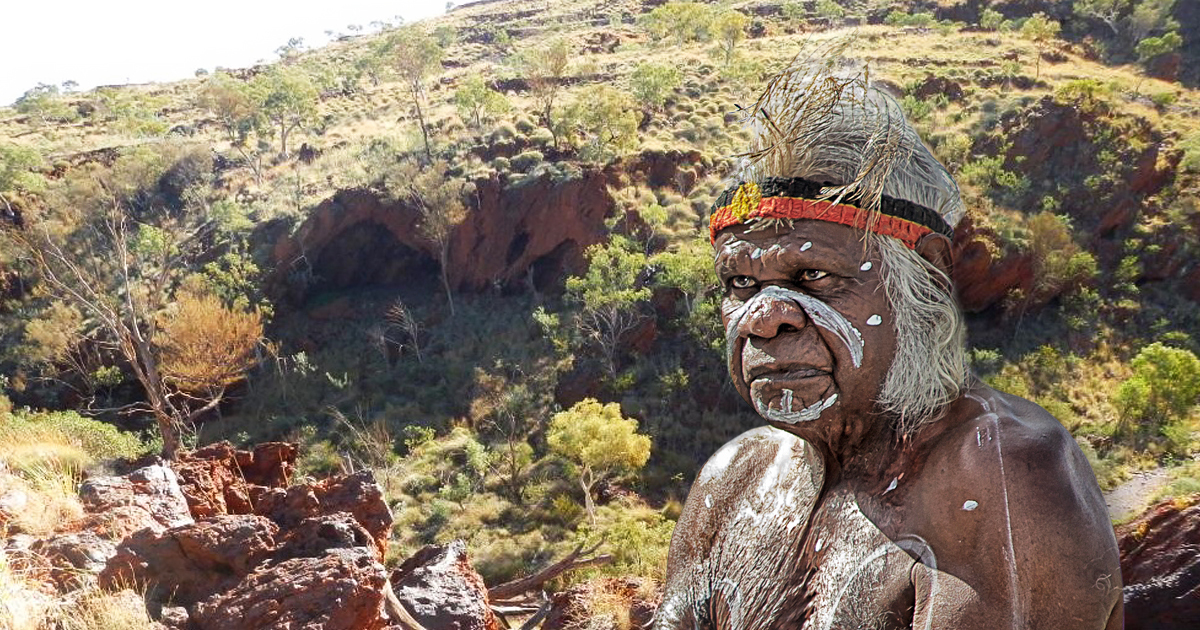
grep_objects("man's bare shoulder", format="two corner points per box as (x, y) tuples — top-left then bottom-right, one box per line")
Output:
(692, 425), (820, 491)
(907, 383), (1122, 628)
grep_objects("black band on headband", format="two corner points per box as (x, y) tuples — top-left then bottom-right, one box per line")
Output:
(711, 176), (954, 239)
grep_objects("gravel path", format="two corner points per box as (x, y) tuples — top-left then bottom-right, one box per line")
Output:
(1104, 468), (1170, 522)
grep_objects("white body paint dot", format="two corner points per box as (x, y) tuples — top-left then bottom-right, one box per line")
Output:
(705, 494), (713, 508)
(800, 241), (812, 251)
(814, 538), (824, 552)
(884, 478), (898, 494)
(860, 261), (872, 271)
(962, 500), (979, 511)
(866, 314), (882, 326)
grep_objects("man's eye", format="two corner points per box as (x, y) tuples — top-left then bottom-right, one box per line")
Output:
(729, 276), (756, 289)
(799, 269), (829, 282)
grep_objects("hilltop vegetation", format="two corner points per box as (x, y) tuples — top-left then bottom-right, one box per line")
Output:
(3, 0), (1200, 622)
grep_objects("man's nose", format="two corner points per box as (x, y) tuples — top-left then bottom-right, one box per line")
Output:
(740, 290), (809, 339)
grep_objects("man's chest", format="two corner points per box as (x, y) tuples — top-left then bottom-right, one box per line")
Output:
(658, 488), (917, 630)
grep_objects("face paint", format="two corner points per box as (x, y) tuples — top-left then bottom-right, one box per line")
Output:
(867, 314), (882, 326)
(860, 261), (872, 271)
(745, 285), (865, 367)
(884, 477), (898, 494)
(755, 391), (838, 424)
(801, 241), (813, 251)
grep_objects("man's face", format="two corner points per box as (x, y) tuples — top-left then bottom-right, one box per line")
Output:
(714, 220), (899, 431)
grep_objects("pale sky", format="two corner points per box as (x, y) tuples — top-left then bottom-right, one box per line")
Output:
(1, 0), (448, 106)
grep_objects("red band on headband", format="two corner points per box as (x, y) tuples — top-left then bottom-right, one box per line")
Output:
(709, 196), (933, 249)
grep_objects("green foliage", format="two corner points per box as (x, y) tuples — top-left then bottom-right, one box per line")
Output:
(958, 155), (1029, 197)
(453, 74), (510, 130)
(548, 398), (651, 522)
(254, 66), (318, 157)
(714, 10), (749, 64)
(389, 25), (444, 158)
(561, 85), (639, 162)
(95, 87), (169, 136)
(630, 62), (683, 111)
(575, 504), (674, 579)
(1026, 212), (1096, 300)
(1115, 343), (1200, 426)
(815, 0), (846, 20)
(0, 142), (45, 207)
(14, 83), (79, 124)
(979, 8), (1004, 31)
(1135, 31), (1182, 64)
(567, 236), (651, 315)
(1179, 133), (1200, 174)
(1020, 12), (1061, 44)
(0, 410), (148, 464)
(641, 1), (715, 44)
(885, 11), (936, 28)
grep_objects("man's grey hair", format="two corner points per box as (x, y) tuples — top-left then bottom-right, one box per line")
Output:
(734, 53), (969, 434)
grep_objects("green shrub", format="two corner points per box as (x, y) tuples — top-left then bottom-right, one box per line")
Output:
(0, 410), (148, 465)
(511, 150), (545, 172)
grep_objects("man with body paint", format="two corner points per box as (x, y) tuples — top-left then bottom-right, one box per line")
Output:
(655, 59), (1122, 630)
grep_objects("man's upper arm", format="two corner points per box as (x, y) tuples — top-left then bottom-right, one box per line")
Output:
(912, 415), (1121, 630)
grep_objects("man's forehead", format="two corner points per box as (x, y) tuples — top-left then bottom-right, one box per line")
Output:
(713, 219), (872, 260)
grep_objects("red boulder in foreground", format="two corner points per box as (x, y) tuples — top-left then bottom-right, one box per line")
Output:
(1117, 495), (1200, 630)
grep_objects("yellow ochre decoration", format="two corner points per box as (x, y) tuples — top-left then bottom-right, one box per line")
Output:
(729, 182), (762, 222)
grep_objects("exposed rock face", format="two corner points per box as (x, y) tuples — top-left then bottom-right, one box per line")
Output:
(191, 547), (390, 630)
(1116, 497), (1200, 630)
(543, 577), (661, 630)
(951, 213), (1034, 313)
(268, 148), (709, 302)
(253, 471), (392, 556)
(391, 540), (500, 630)
(78, 463), (194, 537)
(171, 441), (296, 518)
(100, 514), (278, 605)
(30, 531), (118, 591)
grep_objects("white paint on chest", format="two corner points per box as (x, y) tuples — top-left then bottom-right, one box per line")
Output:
(697, 440), (742, 486)
(801, 241), (813, 251)
(962, 499), (979, 511)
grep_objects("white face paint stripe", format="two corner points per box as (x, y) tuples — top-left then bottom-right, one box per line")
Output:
(801, 241), (812, 251)
(755, 285), (864, 367)
(756, 392), (838, 424)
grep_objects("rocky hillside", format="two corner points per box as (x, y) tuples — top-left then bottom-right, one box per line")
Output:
(3, 0), (1200, 627)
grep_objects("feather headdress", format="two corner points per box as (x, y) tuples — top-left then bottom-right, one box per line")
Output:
(709, 46), (964, 247)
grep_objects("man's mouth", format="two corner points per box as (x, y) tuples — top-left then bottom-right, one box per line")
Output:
(744, 365), (830, 384)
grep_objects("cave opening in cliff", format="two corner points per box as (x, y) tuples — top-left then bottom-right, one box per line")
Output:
(308, 221), (440, 298)
(528, 239), (579, 293)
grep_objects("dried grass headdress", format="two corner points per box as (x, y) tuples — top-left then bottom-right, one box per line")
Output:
(709, 47), (964, 248)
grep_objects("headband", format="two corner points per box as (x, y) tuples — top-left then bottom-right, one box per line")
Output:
(708, 177), (954, 248)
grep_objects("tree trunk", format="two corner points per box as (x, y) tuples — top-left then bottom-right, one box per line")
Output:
(580, 467), (596, 524)
(279, 121), (290, 158)
(439, 244), (455, 316)
(412, 82), (432, 161)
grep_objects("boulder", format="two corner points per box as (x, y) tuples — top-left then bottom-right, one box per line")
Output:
(542, 577), (660, 630)
(78, 463), (193, 537)
(255, 471), (392, 557)
(391, 540), (499, 630)
(30, 531), (117, 591)
(191, 547), (389, 630)
(274, 512), (377, 560)
(1117, 496), (1200, 630)
(100, 514), (278, 606)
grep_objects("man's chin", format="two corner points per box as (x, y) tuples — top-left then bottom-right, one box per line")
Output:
(749, 378), (838, 425)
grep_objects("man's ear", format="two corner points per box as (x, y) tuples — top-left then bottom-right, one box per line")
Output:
(914, 232), (953, 282)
